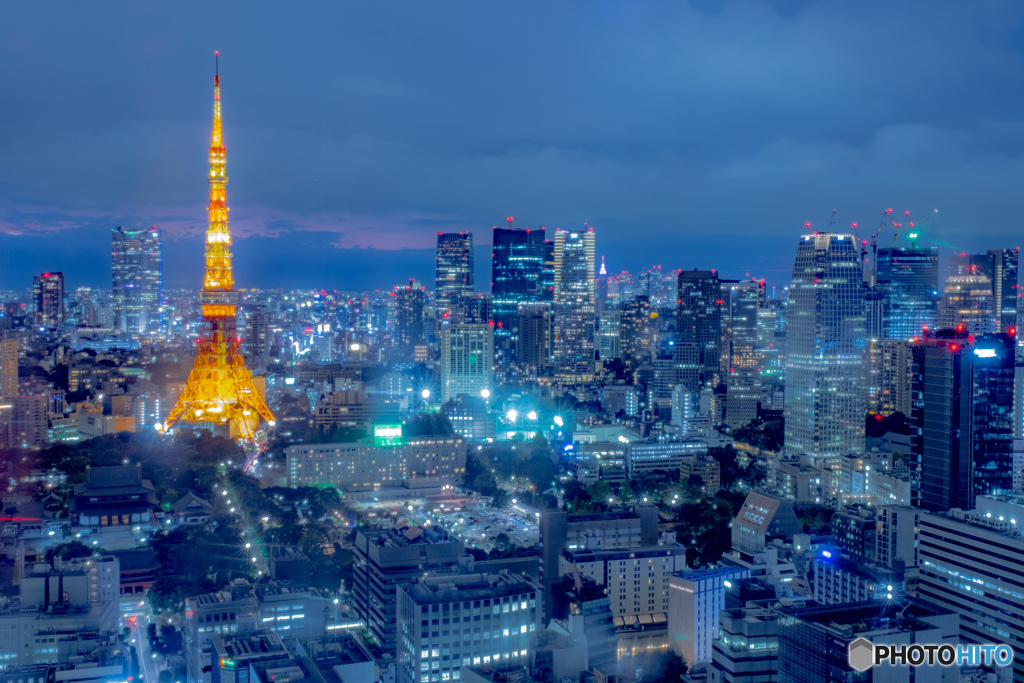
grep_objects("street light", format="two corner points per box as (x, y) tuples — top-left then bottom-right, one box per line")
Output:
(553, 415), (564, 427)
(421, 389), (431, 399)
(527, 411), (537, 421)
(480, 389), (490, 399)
(506, 409), (518, 423)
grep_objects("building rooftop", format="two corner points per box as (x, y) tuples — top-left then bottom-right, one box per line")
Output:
(302, 633), (373, 672)
(404, 570), (539, 605)
(562, 544), (685, 563)
(254, 582), (321, 600)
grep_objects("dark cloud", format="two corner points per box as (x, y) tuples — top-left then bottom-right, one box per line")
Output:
(1, 1), (1023, 291)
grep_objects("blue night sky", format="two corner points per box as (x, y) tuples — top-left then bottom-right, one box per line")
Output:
(1, 1), (1024, 293)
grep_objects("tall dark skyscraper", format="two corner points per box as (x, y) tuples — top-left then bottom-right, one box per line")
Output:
(876, 247), (939, 341)
(676, 270), (722, 388)
(784, 234), (867, 470)
(619, 295), (654, 371)
(969, 333), (1015, 500)
(912, 331), (1016, 512)
(434, 232), (474, 311)
(394, 279), (426, 352)
(988, 248), (1019, 333)
(491, 220), (548, 362)
(912, 333), (973, 512)
(32, 272), (64, 329)
(112, 226), (164, 335)
(516, 302), (552, 377)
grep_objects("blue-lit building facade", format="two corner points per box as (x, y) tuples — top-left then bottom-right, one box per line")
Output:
(111, 226), (164, 336)
(876, 246), (938, 341)
(491, 224), (550, 364)
(784, 233), (867, 471)
(435, 232), (475, 311)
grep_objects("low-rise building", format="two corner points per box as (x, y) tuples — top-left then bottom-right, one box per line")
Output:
(0, 556), (120, 669)
(353, 522), (467, 656)
(253, 582), (324, 641)
(625, 440), (706, 477)
(287, 430), (466, 491)
(396, 570), (541, 683)
(776, 601), (959, 683)
(679, 455), (721, 492)
(668, 567), (750, 666)
(561, 545), (687, 621)
(185, 582), (259, 683)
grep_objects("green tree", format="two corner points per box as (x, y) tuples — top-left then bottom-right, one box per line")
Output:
(587, 480), (612, 505)
(46, 541), (94, 563)
(645, 651), (688, 683)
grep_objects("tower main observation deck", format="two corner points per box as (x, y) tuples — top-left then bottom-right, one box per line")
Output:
(159, 53), (275, 440)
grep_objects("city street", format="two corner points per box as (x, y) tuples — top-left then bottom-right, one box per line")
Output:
(123, 599), (160, 683)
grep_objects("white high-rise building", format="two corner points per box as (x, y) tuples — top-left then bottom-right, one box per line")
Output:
(918, 496), (1024, 683)
(784, 233), (867, 475)
(669, 567), (750, 665)
(553, 227), (596, 383)
(440, 322), (493, 403)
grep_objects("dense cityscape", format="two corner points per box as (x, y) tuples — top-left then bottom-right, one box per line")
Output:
(3, 5), (1024, 683)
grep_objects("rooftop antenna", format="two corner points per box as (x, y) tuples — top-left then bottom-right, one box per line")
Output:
(507, 216), (513, 229)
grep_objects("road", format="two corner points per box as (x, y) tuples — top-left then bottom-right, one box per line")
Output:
(123, 600), (160, 683)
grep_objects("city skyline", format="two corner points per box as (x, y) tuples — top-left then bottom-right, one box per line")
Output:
(3, 3), (1024, 291)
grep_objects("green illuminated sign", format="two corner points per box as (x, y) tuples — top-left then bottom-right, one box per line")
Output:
(373, 424), (404, 447)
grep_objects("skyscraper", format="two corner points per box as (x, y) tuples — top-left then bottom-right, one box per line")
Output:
(970, 333), (1015, 499)
(553, 226), (596, 383)
(677, 270), (722, 388)
(938, 274), (995, 334)
(723, 280), (762, 428)
(988, 248), (1019, 333)
(516, 302), (552, 377)
(951, 249), (1020, 333)
(912, 333), (973, 512)
(32, 272), (64, 329)
(394, 279), (426, 353)
(439, 322), (493, 403)
(0, 339), (17, 397)
(912, 331), (1015, 512)
(434, 232), (474, 311)
(244, 307), (272, 359)
(491, 220), (548, 361)
(619, 295), (654, 371)
(111, 226), (164, 335)
(875, 246), (938, 340)
(784, 233), (867, 470)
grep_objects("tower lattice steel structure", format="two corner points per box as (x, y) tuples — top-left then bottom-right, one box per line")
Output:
(160, 53), (275, 440)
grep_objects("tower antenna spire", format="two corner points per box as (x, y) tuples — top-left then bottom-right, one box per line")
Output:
(215, 50), (219, 84)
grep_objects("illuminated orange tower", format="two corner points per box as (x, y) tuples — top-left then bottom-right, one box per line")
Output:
(160, 53), (275, 439)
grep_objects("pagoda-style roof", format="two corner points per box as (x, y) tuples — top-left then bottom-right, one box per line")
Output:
(171, 491), (213, 514)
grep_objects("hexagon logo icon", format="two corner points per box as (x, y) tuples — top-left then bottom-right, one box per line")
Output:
(848, 637), (874, 672)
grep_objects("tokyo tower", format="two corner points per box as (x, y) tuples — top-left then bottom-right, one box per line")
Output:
(159, 53), (275, 440)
